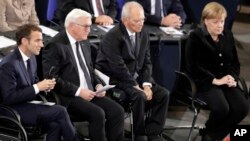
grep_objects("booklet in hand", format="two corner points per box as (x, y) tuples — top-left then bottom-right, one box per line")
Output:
(95, 85), (115, 95)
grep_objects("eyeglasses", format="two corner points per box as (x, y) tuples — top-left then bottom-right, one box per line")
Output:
(74, 23), (92, 29)
(130, 18), (146, 24)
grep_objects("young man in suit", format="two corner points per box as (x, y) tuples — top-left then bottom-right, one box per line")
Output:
(0, 24), (80, 141)
(137, 0), (186, 28)
(42, 9), (124, 141)
(56, 0), (118, 25)
(96, 2), (169, 141)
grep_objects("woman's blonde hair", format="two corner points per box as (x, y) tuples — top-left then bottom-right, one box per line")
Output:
(201, 2), (227, 24)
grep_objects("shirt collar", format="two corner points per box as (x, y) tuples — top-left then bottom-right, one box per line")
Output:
(66, 30), (77, 45)
(18, 48), (29, 62)
(126, 28), (135, 37)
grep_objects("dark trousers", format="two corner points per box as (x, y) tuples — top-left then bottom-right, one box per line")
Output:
(67, 96), (125, 141)
(198, 86), (249, 140)
(12, 104), (77, 141)
(122, 84), (169, 135)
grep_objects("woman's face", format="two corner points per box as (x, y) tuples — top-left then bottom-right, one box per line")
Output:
(204, 17), (225, 36)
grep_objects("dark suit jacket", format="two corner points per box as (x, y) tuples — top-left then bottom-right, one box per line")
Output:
(185, 26), (240, 92)
(137, 0), (186, 25)
(56, 0), (118, 24)
(96, 23), (154, 89)
(0, 48), (38, 105)
(42, 30), (102, 107)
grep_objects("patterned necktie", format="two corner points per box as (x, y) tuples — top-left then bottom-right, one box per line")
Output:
(96, 0), (104, 15)
(130, 35), (136, 53)
(75, 42), (93, 90)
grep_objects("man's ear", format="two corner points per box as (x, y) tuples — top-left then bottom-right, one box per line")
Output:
(21, 37), (28, 45)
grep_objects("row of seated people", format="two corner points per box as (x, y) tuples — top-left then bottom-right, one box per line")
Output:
(0, 0), (187, 32)
(0, 1), (249, 141)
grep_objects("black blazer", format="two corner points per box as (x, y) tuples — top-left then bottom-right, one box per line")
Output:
(42, 30), (102, 107)
(185, 26), (240, 92)
(96, 23), (154, 89)
(56, 0), (118, 24)
(0, 48), (38, 105)
(137, 0), (186, 25)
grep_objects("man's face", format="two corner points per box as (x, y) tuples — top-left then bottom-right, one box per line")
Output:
(124, 7), (145, 33)
(25, 31), (44, 56)
(72, 17), (92, 41)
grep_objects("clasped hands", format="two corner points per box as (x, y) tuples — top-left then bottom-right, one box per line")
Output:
(161, 13), (182, 29)
(37, 78), (56, 92)
(134, 85), (153, 101)
(95, 15), (114, 26)
(212, 75), (237, 87)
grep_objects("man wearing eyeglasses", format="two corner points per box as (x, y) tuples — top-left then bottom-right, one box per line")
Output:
(96, 2), (169, 141)
(42, 9), (124, 141)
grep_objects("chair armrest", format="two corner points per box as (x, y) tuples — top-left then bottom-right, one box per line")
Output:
(175, 71), (197, 97)
(0, 104), (21, 122)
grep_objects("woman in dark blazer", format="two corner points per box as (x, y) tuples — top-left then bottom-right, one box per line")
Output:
(185, 2), (249, 141)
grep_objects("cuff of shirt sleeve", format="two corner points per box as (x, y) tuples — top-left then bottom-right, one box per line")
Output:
(75, 87), (81, 96)
(33, 84), (39, 94)
(143, 82), (152, 88)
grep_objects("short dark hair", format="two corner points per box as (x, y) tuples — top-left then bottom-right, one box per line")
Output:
(16, 24), (42, 46)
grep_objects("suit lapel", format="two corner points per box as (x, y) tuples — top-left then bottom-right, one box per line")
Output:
(15, 49), (32, 85)
(89, 0), (94, 14)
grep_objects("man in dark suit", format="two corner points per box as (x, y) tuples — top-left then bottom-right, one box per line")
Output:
(42, 9), (124, 141)
(56, 0), (118, 25)
(0, 24), (79, 141)
(137, 0), (186, 28)
(96, 2), (169, 141)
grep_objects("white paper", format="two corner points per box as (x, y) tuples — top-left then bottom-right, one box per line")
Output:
(94, 69), (110, 85)
(159, 27), (183, 36)
(97, 25), (115, 32)
(0, 36), (16, 48)
(39, 25), (59, 37)
(95, 85), (115, 95)
(28, 100), (55, 106)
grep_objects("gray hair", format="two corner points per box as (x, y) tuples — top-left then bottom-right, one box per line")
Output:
(64, 8), (91, 27)
(121, 1), (144, 19)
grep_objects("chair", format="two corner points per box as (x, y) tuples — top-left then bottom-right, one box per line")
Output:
(0, 105), (28, 141)
(165, 71), (207, 141)
(0, 94), (47, 141)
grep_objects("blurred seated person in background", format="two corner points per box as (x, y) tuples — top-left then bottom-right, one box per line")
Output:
(137, 0), (186, 28)
(42, 9), (124, 141)
(96, 2), (169, 141)
(0, 0), (39, 32)
(55, 0), (118, 26)
(185, 2), (249, 141)
(0, 24), (80, 141)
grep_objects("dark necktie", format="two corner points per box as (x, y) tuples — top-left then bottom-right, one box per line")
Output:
(155, 0), (162, 17)
(75, 42), (93, 90)
(130, 35), (136, 53)
(96, 0), (104, 15)
(26, 59), (33, 83)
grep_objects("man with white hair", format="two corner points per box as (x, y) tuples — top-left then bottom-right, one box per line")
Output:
(42, 9), (124, 141)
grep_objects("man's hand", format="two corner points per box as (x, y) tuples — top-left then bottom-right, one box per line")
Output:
(36, 78), (56, 92)
(95, 84), (106, 97)
(161, 13), (182, 28)
(95, 15), (114, 26)
(143, 85), (153, 101)
(79, 88), (96, 101)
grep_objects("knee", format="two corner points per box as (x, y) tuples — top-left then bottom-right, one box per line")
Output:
(89, 107), (105, 122)
(53, 105), (69, 118)
(212, 104), (229, 117)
